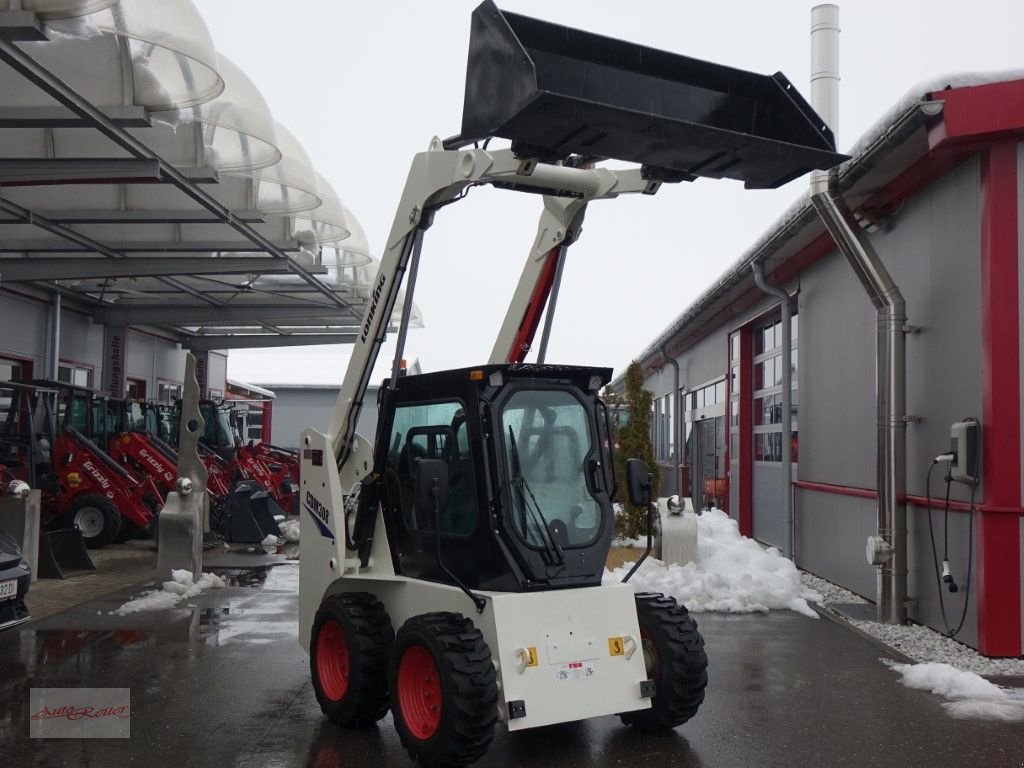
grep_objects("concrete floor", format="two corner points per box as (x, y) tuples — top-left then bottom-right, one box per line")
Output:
(2, 563), (1023, 768)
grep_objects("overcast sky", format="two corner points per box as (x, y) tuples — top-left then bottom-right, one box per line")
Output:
(192, 0), (1024, 387)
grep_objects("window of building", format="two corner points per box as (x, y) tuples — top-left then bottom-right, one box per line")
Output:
(752, 316), (798, 464)
(651, 392), (676, 463)
(0, 357), (27, 383)
(158, 382), (183, 404)
(686, 380), (725, 413)
(127, 378), (147, 400)
(58, 364), (93, 388)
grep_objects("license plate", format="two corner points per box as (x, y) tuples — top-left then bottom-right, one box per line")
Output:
(0, 578), (16, 601)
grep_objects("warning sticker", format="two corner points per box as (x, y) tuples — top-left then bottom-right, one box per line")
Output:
(556, 661), (596, 682)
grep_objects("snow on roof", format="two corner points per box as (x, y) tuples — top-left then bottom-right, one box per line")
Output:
(612, 70), (1024, 389)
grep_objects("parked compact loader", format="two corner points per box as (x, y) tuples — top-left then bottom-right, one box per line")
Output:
(300, 3), (844, 766)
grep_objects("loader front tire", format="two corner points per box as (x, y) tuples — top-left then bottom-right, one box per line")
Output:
(311, 592), (394, 727)
(620, 592), (708, 732)
(389, 612), (497, 768)
(67, 495), (121, 549)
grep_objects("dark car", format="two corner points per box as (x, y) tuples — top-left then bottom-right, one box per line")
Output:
(0, 528), (31, 630)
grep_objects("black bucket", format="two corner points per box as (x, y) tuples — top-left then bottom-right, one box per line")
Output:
(462, 1), (845, 188)
(222, 481), (282, 544)
(37, 528), (96, 579)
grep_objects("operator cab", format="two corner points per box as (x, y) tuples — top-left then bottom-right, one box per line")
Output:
(372, 363), (616, 592)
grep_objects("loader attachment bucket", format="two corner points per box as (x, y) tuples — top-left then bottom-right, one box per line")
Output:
(462, 0), (846, 188)
(37, 528), (95, 579)
(221, 481), (283, 543)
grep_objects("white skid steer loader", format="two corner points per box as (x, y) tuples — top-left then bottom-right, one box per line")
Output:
(299, 2), (844, 766)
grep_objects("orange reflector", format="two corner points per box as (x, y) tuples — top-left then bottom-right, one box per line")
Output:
(469, 370), (484, 381)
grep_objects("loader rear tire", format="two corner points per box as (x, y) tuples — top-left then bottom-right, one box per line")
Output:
(620, 592), (707, 732)
(67, 495), (121, 549)
(389, 612), (497, 768)
(311, 592), (394, 727)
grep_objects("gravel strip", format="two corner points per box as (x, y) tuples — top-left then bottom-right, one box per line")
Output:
(800, 571), (1024, 677)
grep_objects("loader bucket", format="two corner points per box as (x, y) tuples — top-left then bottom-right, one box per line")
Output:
(37, 528), (95, 579)
(461, 0), (846, 188)
(222, 481), (281, 543)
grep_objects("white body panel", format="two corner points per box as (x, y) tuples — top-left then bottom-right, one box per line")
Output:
(322, 576), (650, 731)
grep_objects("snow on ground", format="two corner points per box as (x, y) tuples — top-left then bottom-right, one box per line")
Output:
(605, 508), (820, 618)
(800, 571), (1024, 676)
(113, 569), (225, 615)
(886, 661), (1024, 722)
(278, 519), (300, 543)
(261, 534), (282, 546)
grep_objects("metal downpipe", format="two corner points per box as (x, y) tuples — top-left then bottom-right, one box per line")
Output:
(751, 262), (793, 560)
(811, 184), (908, 625)
(661, 344), (681, 497)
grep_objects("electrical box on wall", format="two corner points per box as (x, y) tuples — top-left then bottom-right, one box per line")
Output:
(950, 418), (979, 486)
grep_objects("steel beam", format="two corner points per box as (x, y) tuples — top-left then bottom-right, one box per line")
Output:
(0, 11), (46, 41)
(0, 239), (301, 253)
(0, 208), (265, 224)
(183, 333), (358, 351)
(0, 256), (323, 282)
(97, 304), (357, 326)
(0, 38), (348, 310)
(0, 159), (217, 185)
(0, 105), (152, 128)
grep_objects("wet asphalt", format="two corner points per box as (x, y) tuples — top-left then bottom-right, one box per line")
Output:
(2, 563), (1023, 768)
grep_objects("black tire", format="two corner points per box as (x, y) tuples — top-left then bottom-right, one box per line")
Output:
(620, 593), (708, 732)
(311, 592), (394, 727)
(113, 520), (138, 543)
(66, 494), (121, 549)
(389, 612), (497, 768)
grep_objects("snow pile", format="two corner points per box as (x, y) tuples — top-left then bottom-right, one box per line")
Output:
(605, 508), (820, 618)
(114, 569), (225, 615)
(261, 534), (282, 546)
(887, 661), (1024, 722)
(278, 519), (300, 543)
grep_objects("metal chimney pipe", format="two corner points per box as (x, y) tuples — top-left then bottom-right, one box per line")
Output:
(808, 4), (908, 624)
(751, 262), (793, 560)
(810, 4), (840, 198)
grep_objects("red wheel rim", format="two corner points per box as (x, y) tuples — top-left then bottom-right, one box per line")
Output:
(316, 619), (350, 701)
(397, 645), (442, 740)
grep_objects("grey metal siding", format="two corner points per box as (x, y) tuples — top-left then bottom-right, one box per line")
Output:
(797, 157), (983, 641)
(753, 464), (785, 548)
(271, 387), (379, 451)
(908, 504), (977, 647)
(796, 490), (876, 598)
(0, 292), (48, 374)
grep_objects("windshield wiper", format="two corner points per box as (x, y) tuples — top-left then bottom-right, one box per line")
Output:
(508, 426), (564, 566)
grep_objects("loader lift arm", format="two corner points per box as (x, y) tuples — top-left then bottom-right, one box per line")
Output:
(329, 147), (659, 471)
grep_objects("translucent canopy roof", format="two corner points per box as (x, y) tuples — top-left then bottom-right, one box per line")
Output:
(97, 0), (221, 110)
(18, 0), (115, 19)
(0, 0), (406, 349)
(321, 211), (372, 271)
(153, 56), (281, 173)
(225, 122), (320, 215)
(291, 173), (351, 246)
(18, 2), (223, 112)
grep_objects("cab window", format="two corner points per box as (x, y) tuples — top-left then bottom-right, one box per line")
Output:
(385, 400), (476, 538)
